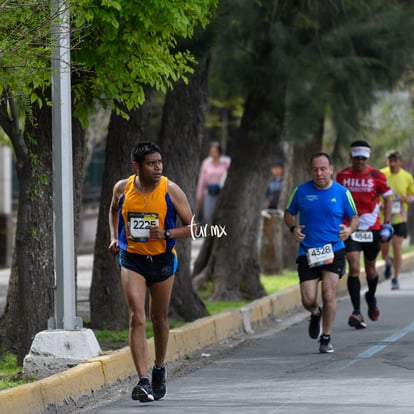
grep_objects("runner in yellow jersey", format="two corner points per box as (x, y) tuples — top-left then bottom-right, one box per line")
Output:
(381, 151), (414, 290)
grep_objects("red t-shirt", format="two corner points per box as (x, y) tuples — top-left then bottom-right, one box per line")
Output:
(336, 165), (392, 230)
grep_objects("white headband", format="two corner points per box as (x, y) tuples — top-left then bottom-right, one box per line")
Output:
(351, 146), (370, 158)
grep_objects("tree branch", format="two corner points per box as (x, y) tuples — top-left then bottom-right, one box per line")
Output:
(0, 90), (28, 162)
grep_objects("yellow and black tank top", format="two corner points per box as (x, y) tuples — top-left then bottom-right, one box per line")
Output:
(118, 175), (176, 255)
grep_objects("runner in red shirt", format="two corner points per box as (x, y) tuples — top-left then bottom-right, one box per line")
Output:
(336, 140), (393, 329)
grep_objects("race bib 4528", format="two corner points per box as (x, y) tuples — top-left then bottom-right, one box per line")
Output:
(306, 243), (334, 268)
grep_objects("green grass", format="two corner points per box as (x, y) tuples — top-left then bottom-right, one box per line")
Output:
(261, 270), (298, 295)
(203, 270), (298, 314)
(402, 245), (413, 254)
(93, 328), (130, 350)
(94, 319), (186, 351)
(0, 351), (26, 391)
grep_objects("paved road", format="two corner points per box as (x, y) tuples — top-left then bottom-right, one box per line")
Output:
(1, 244), (413, 413)
(78, 270), (414, 414)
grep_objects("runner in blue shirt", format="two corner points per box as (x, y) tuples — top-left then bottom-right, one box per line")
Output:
(284, 152), (359, 353)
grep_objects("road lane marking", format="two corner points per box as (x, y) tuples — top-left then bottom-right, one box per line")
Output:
(341, 321), (414, 369)
(358, 321), (414, 358)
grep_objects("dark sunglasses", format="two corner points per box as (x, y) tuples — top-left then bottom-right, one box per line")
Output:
(136, 144), (153, 155)
(352, 156), (367, 161)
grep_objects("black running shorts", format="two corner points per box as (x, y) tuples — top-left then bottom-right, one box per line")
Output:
(344, 229), (381, 261)
(296, 248), (346, 283)
(119, 249), (178, 286)
(392, 222), (407, 238)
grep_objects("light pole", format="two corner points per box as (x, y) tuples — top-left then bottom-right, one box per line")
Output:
(48, 0), (81, 332)
(23, 0), (101, 380)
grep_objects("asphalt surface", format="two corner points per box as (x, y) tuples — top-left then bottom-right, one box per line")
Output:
(1, 244), (413, 413)
(77, 269), (414, 414)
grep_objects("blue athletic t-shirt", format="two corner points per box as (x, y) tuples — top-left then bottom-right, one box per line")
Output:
(286, 180), (357, 256)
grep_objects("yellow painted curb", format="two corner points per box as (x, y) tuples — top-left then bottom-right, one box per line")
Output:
(0, 361), (104, 414)
(91, 347), (135, 384)
(167, 309), (243, 361)
(0, 381), (44, 414)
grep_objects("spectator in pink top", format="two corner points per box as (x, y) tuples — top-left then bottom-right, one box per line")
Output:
(196, 142), (231, 224)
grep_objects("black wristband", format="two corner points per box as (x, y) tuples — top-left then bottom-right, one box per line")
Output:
(289, 226), (296, 233)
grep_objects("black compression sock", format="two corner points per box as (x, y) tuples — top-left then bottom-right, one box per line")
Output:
(367, 274), (379, 297)
(347, 276), (361, 311)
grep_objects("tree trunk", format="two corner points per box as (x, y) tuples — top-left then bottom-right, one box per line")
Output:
(72, 118), (87, 302)
(259, 212), (286, 275)
(89, 104), (149, 329)
(0, 98), (54, 364)
(201, 91), (282, 301)
(0, 90), (87, 363)
(157, 55), (211, 321)
(192, 236), (214, 289)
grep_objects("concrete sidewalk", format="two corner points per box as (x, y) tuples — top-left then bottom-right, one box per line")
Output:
(0, 250), (413, 414)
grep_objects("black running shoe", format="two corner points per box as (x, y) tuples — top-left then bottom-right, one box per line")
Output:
(309, 306), (322, 339)
(132, 377), (154, 403)
(391, 278), (400, 290)
(348, 312), (367, 329)
(152, 365), (167, 400)
(319, 334), (334, 353)
(365, 292), (380, 321)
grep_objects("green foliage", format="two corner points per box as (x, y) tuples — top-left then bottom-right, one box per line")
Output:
(0, 2), (52, 100)
(28, 226), (39, 241)
(1, 0), (218, 126)
(0, 351), (26, 391)
(362, 90), (414, 166)
(210, 0), (414, 154)
(71, 0), (218, 123)
(286, 1), (414, 148)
